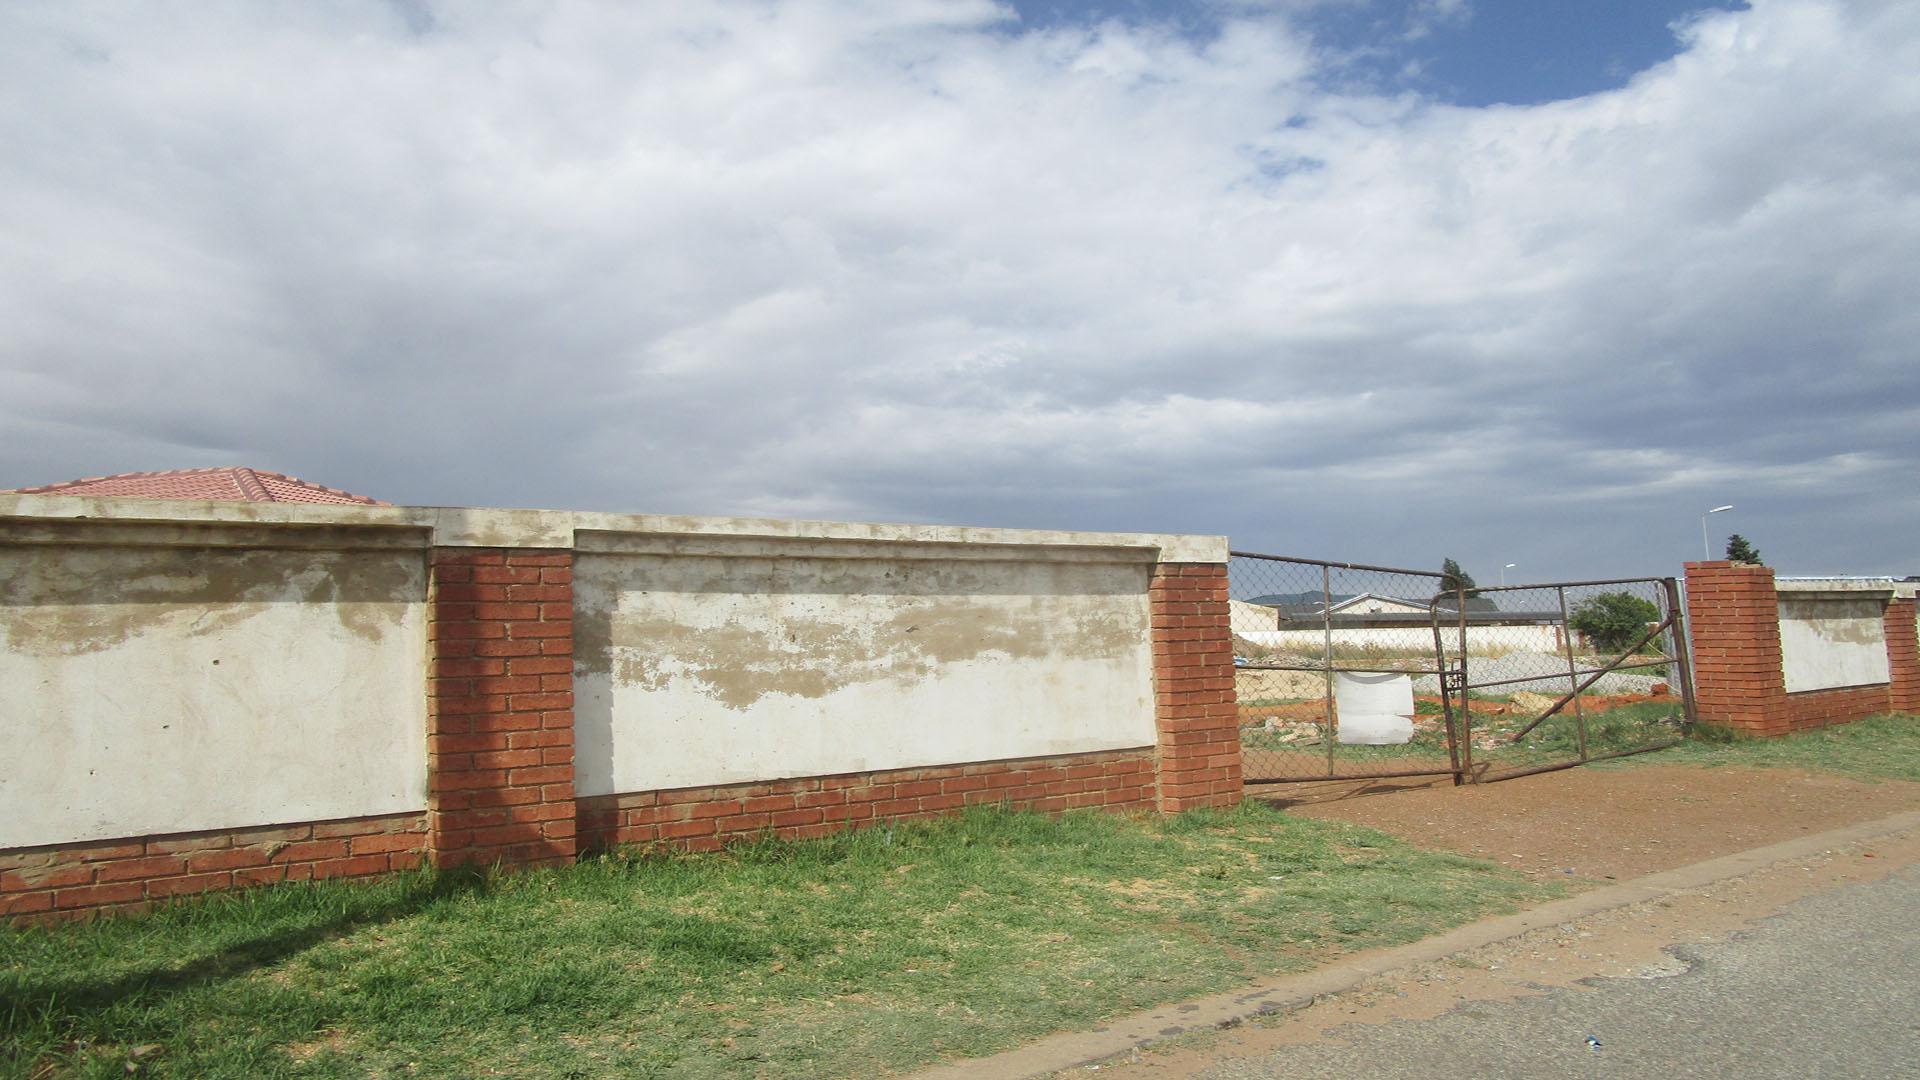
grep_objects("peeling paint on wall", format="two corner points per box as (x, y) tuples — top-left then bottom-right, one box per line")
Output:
(0, 546), (417, 655)
(578, 555), (1143, 709)
(573, 552), (1158, 795)
(598, 602), (1137, 711)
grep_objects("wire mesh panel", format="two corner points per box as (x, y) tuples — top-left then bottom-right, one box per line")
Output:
(1458, 577), (1696, 782)
(1229, 553), (1462, 783)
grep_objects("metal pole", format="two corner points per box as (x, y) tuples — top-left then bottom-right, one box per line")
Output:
(1557, 585), (1589, 762)
(1322, 564), (1336, 779)
(1456, 584), (1473, 783)
(1431, 594), (1462, 783)
(1664, 577), (1701, 728)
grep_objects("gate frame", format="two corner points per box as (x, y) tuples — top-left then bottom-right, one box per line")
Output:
(1453, 575), (1699, 784)
(1231, 551), (1466, 785)
(1231, 552), (1700, 789)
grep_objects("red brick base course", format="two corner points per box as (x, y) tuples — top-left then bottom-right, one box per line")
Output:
(0, 812), (426, 924)
(1785, 685), (1894, 731)
(578, 748), (1157, 853)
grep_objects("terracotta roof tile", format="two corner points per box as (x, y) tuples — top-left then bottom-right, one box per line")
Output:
(3, 467), (388, 506)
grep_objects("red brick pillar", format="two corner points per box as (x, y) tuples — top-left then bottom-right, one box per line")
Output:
(1149, 563), (1242, 811)
(426, 548), (576, 868)
(1885, 597), (1920, 714)
(1683, 561), (1789, 736)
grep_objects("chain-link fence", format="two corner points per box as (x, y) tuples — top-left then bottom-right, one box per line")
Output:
(1229, 552), (1463, 782)
(1230, 555), (1698, 788)
(1455, 577), (1695, 781)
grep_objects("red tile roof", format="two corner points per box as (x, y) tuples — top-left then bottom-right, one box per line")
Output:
(3, 467), (388, 506)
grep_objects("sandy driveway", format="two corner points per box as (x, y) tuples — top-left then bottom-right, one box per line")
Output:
(1258, 762), (1920, 883)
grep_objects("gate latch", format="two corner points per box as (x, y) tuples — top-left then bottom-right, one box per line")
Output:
(1443, 668), (1466, 693)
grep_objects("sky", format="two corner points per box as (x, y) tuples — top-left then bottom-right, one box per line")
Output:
(1, 0), (1915, 582)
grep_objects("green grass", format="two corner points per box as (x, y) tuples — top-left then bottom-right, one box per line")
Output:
(1241, 724), (1455, 768)
(1629, 712), (1920, 783)
(1, 805), (1552, 1079)
(1244, 703), (1920, 786)
(1470, 699), (1686, 770)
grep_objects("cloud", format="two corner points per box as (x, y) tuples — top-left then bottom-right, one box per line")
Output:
(1, 0), (1916, 576)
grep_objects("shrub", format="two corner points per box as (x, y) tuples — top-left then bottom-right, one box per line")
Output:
(1569, 591), (1661, 652)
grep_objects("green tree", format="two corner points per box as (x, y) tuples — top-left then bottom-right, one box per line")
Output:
(1569, 591), (1661, 652)
(1439, 557), (1481, 598)
(1724, 534), (1763, 565)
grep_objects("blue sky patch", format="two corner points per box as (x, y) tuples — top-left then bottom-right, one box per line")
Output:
(1009, 0), (1751, 105)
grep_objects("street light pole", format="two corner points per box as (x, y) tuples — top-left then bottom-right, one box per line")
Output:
(1701, 505), (1734, 561)
(1502, 563), (1516, 587)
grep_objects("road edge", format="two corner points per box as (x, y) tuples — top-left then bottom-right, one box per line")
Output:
(907, 808), (1920, 1080)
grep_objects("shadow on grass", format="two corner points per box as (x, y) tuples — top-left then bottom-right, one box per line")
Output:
(2, 868), (487, 1030)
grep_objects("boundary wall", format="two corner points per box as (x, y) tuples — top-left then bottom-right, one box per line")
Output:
(1, 495), (1237, 922)
(1684, 562), (1919, 736)
(1236, 624), (1565, 656)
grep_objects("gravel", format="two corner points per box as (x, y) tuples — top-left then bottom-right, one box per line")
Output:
(1412, 651), (1666, 696)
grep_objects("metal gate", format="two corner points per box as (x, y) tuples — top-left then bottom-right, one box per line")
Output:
(1452, 577), (1697, 782)
(1230, 553), (1464, 783)
(1229, 553), (1697, 786)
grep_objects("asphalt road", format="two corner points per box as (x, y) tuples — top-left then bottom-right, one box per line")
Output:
(1184, 863), (1920, 1080)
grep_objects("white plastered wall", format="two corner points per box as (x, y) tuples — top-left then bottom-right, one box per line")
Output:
(1776, 580), (1892, 693)
(0, 494), (1225, 841)
(1236, 625), (1564, 656)
(572, 534), (1160, 795)
(0, 526), (428, 849)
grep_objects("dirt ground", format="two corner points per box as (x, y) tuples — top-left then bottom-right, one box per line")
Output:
(1257, 763), (1920, 883)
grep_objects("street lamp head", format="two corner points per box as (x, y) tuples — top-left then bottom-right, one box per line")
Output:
(1504, 563), (1517, 569)
(1700, 505), (1736, 560)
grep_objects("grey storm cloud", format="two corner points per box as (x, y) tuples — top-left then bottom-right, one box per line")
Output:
(1, 0), (1916, 578)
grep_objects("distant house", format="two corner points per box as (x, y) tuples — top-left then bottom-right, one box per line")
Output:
(1326, 597), (1536, 629)
(1248, 590), (1471, 616)
(1325, 593), (1432, 616)
(2, 467), (386, 506)
(1244, 591), (1359, 622)
(1241, 590), (1544, 630)
(1235, 587), (1570, 653)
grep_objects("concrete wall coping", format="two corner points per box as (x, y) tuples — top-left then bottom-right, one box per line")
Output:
(1776, 577), (1896, 601)
(0, 493), (1229, 564)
